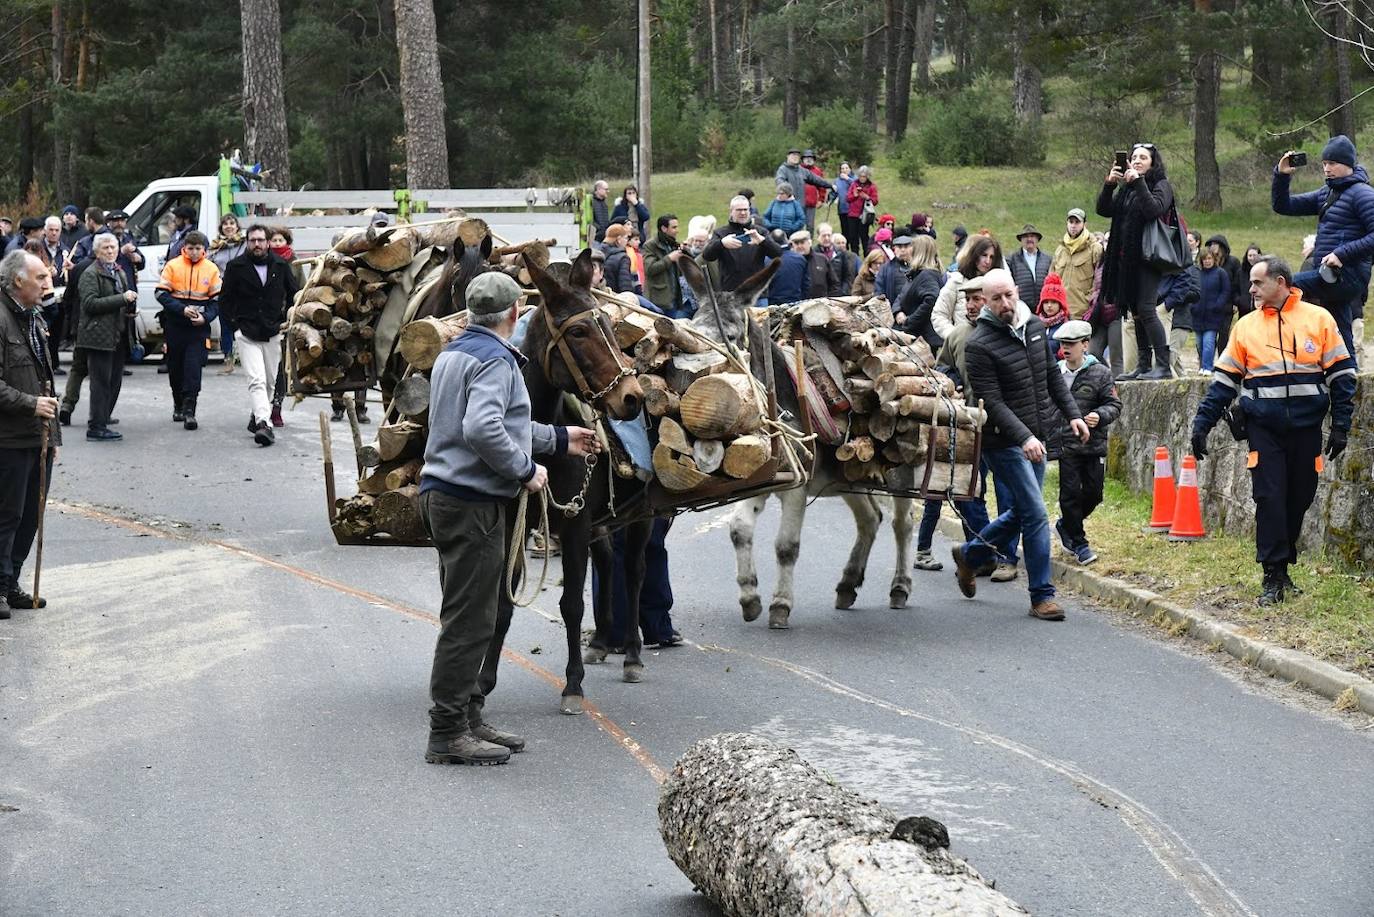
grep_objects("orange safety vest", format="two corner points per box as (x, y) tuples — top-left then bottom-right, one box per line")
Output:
(156, 253), (221, 302)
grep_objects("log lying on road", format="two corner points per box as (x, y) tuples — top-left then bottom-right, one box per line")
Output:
(659, 733), (1028, 917)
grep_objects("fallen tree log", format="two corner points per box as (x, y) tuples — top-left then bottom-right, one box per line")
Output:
(659, 733), (1027, 917)
(398, 313), (469, 371)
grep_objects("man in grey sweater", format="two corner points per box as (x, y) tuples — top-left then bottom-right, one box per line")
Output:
(419, 271), (599, 766)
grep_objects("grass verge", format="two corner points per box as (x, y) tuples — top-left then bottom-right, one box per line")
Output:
(1026, 466), (1374, 679)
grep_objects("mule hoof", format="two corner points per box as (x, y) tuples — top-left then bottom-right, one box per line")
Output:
(889, 589), (910, 609)
(583, 646), (608, 665)
(768, 606), (791, 629)
(741, 597), (763, 622)
(623, 664), (645, 684)
(835, 589), (858, 610)
(560, 695), (585, 716)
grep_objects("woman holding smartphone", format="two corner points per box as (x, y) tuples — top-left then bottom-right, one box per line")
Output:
(1096, 143), (1176, 379)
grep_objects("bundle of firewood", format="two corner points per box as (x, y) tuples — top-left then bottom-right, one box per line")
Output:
(773, 295), (986, 493)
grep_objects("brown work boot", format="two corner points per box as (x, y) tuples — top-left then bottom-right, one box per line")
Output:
(471, 721), (526, 753)
(1029, 600), (1065, 621)
(424, 731), (511, 766)
(950, 545), (977, 598)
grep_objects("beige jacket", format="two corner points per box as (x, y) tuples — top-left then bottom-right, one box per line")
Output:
(1050, 231), (1103, 319)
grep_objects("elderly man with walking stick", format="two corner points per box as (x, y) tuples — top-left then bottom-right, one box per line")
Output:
(0, 250), (61, 619)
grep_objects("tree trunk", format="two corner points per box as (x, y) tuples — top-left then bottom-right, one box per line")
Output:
(51, 1), (72, 206)
(659, 734), (1029, 916)
(889, 0), (917, 140)
(637, 0), (651, 209)
(240, 0), (292, 190)
(1192, 1), (1222, 212)
(913, 0), (935, 90)
(707, 0), (720, 97)
(393, 0), (450, 188)
(1011, 7), (1042, 125)
(882, 0), (898, 137)
(783, 13), (798, 131)
(860, 9), (881, 131)
(1329, 7), (1357, 141)
(947, 0), (971, 76)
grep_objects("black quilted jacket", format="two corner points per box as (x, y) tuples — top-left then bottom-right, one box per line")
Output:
(964, 310), (1080, 452)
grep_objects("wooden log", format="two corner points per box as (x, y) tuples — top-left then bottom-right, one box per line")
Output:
(377, 420), (425, 462)
(861, 355), (926, 380)
(490, 238), (555, 261)
(657, 416), (691, 455)
(374, 484), (424, 538)
(355, 267), (386, 285)
(924, 461), (978, 496)
(652, 442), (711, 492)
(359, 231), (417, 273)
(663, 350), (729, 393)
(643, 385), (680, 418)
(637, 373), (668, 394)
(290, 323), (325, 359)
(868, 411), (897, 443)
(329, 316), (354, 340)
(357, 458), (411, 494)
(836, 435), (876, 463)
(901, 396), (988, 429)
(384, 457), (424, 491)
(295, 301), (334, 329)
(632, 330), (662, 365)
(653, 316), (710, 354)
(691, 439), (725, 474)
(299, 366), (345, 387)
(929, 425), (979, 464)
(392, 375), (432, 417)
(679, 373), (762, 440)
(332, 493), (377, 538)
(874, 372), (944, 402)
(321, 251), (356, 271)
(324, 349), (355, 371)
(300, 284), (339, 307)
(611, 308), (658, 349)
(398, 313), (469, 371)
(722, 435), (770, 479)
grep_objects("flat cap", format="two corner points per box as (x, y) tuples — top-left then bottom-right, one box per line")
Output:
(1054, 319), (1093, 341)
(465, 271), (522, 315)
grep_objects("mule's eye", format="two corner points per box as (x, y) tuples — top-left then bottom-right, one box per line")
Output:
(568, 324), (590, 338)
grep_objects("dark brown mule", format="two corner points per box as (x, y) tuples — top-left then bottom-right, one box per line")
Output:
(519, 249), (655, 714)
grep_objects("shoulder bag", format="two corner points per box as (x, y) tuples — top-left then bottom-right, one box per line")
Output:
(1141, 197), (1191, 274)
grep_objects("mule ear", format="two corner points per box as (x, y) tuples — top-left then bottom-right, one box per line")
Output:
(479, 233), (493, 260)
(679, 255), (711, 301)
(735, 258), (781, 305)
(568, 247), (596, 290)
(523, 250), (561, 304)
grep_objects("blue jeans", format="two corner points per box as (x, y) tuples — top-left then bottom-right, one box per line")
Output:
(1197, 330), (1218, 371)
(920, 461), (1017, 563)
(961, 447), (1053, 603)
(1293, 269), (1359, 367)
(590, 517), (676, 645)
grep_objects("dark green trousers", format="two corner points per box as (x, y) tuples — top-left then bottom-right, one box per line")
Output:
(420, 490), (517, 739)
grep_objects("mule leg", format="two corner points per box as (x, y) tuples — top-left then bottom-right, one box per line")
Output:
(558, 521), (592, 715)
(767, 489), (808, 629)
(584, 532), (615, 666)
(836, 493), (882, 609)
(889, 496), (915, 608)
(621, 519), (653, 684)
(730, 496), (767, 622)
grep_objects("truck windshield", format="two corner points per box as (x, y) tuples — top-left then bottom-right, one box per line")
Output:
(128, 190), (202, 245)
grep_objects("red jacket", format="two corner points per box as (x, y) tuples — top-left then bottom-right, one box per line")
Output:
(803, 165), (826, 209)
(846, 179), (878, 219)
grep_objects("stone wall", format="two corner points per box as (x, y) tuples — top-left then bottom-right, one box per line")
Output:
(1106, 375), (1374, 569)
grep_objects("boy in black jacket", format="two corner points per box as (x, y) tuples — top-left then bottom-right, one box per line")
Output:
(1049, 320), (1122, 564)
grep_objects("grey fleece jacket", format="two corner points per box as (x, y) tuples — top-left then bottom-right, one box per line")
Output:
(420, 324), (567, 501)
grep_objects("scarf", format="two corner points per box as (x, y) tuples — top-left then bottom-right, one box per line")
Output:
(1060, 230), (1092, 255)
(270, 244), (294, 261)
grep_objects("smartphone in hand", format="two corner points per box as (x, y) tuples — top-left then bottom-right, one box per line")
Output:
(1114, 150), (1129, 171)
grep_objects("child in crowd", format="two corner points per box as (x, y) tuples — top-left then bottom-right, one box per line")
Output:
(1193, 247), (1231, 373)
(1050, 320), (1122, 565)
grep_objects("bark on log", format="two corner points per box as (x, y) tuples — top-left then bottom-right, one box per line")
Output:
(357, 459), (412, 494)
(653, 316), (710, 354)
(295, 301), (334, 328)
(652, 442), (711, 491)
(836, 435), (876, 463)
(643, 385), (680, 418)
(377, 420), (425, 462)
(722, 435), (771, 479)
(692, 439), (725, 474)
(398, 313), (468, 370)
(928, 425), (978, 464)
(392, 374), (432, 417)
(861, 355), (925, 380)
(611, 309), (658, 349)
(663, 350), (730, 393)
(902, 396), (987, 428)
(384, 457), (424, 491)
(290, 323), (325, 358)
(874, 372), (943, 402)
(679, 373), (762, 439)
(374, 484), (424, 538)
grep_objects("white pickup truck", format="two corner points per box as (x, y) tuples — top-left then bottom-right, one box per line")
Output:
(119, 161), (585, 353)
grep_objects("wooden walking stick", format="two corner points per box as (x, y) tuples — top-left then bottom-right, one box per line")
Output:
(32, 382), (52, 607)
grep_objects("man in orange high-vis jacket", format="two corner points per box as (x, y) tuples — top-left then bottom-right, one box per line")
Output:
(155, 230), (220, 431)
(1191, 255), (1356, 606)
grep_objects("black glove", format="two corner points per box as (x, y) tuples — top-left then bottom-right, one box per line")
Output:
(1191, 430), (1209, 461)
(1325, 429), (1348, 460)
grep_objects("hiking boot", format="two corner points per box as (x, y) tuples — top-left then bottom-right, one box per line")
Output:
(1074, 543), (1099, 565)
(1029, 600), (1066, 621)
(7, 589), (47, 609)
(356, 407), (370, 425)
(990, 562), (1019, 583)
(253, 420), (275, 447)
(1258, 564), (1285, 607)
(1116, 368), (1144, 382)
(913, 550), (944, 571)
(58, 408), (71, 426)
(331, 406), (345, 423)
(270, 404), (285, 428)
(1054, 518), (1074, 554)
(1282, 567), (1304, 597)
(86, 428), (122, 441)
(470, 721), (526, 753)
(183, 413), (198, 431)
(974, 561), (996, 577)
(651, 630), (685, 648)
(950, 545), (977, 598)
(0, 596), (9, 620)
(172, 402), (185, 423)
(425, 731), (511, 766)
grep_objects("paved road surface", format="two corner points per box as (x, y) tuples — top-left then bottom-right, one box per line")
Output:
(3, 367), (1372, 916)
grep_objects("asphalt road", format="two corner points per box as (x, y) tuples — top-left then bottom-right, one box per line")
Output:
(3, 366), (1372, 917)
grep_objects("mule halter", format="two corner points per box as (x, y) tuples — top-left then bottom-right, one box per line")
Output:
(540, 303), (636, 405)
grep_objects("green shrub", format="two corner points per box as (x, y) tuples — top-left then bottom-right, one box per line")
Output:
(734, 124), (796, 178)
(918, 88), (1020, 167)
(892, 139), (925, 184)
(800, 103), (875, 169)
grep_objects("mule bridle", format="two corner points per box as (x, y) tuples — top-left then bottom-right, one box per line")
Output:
(539, 302), (636, 405)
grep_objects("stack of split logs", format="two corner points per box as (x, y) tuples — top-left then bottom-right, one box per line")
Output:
(597, 295), (776, 493)
(774, 295), (986, 493)
(303, 216), (559, 543)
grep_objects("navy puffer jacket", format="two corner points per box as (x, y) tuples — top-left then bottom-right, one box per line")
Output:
(1272, 165), (1374, 294)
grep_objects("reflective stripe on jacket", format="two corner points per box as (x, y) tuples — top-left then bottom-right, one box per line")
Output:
(1196, 288), (1356, 434)
(156, 254), (221, 302)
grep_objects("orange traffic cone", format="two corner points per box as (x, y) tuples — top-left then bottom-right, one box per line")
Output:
(1144, 446), (1176, 533)
(1167, 455), (1207, 541)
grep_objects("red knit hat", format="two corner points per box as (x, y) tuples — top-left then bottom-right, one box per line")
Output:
(1038, 272), (1068, 309)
